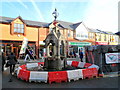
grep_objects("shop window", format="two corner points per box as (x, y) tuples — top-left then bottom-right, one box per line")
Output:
(14, 23), (24, 33)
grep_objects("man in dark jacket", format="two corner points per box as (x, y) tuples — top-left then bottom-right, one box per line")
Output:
(79, 50), (83, 62)
(7, 52), (17, 82)
(2, 52), (6, 72)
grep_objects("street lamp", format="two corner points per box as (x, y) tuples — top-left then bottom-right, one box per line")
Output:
(52, 8), (59, 32)
(52, 8), (59, 21)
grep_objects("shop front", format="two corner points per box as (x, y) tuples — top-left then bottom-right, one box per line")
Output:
(68, 42), (92, 58)
(0, 40), (36, 58)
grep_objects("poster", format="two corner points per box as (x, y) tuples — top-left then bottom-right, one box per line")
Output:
(19, 37), (28, 54)
(105, 53), (120, 64)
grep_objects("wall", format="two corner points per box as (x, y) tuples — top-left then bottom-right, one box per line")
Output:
(40, 28), (49, 41)
(75, 23), (88, 40)
(0, 23), (38, 42)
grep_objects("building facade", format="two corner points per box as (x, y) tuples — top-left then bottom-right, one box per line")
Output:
(0, 16), (49, 58)
(0, 16), (119, 59)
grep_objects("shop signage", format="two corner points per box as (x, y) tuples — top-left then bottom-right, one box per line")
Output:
(96, 42), (108, 45)
(105, 53), (120, 64)
(39, 41), (45, 45)
(19, 37), (28, 54)
(69, 42), (91, 46)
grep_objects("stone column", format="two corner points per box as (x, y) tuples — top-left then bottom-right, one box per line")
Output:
(53, 45), (56, 56)
(58, 40), (60, 59)
(46, 45), (50, 57)
(64, 41), (66, 57)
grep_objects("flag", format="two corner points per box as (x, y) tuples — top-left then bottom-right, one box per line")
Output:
(19, 37), (28, 54)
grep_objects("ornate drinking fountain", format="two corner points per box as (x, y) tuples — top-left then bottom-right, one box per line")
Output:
(43, 9), (67, 71)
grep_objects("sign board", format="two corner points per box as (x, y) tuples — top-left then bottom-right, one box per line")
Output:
(69, 42), (91, 46)
(105, 53), (120, 64)
(96, 42), (108, 45)
(19, 37), (28, 54)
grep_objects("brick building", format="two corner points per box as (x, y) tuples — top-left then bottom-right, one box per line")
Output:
(1, 16), (118, 59)
(0, 16), (49, 58)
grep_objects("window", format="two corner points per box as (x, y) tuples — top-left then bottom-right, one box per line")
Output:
(89, 33), (94, 39)
(92, 33), (94, 38)
(111, 36), (114, 42)
(115, 36), (118, 42)
(104, 35), (107, 41)
(110, 35), (112, 42)
(68, 30), (70, 37)
(98, 34), (101, 41)
(14, 23), (24, 33)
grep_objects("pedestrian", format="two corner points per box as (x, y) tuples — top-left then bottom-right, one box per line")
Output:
(25, 48), (34, 60)
(7, 52), (18, 82)
(73, 50), (76, 58)
(79, 50), (83, 62)
(69, 51), (73, 58)
(2, 52), (6, 72)
(24, 54), (31, 61)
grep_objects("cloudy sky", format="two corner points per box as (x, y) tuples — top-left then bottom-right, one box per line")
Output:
(0, 0), (119, 33)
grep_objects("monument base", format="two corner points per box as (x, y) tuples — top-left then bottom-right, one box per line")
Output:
(44, 57), (65, 71)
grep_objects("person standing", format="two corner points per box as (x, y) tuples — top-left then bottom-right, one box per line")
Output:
(79, 50), (83, 62)
(7, 52), (18, 82)
(69, 51), (73, 58)
(73, 50), (76, 58)
(2, 52), (6, 72)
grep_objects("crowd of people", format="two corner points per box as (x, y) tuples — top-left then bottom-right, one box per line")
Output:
(68, 50), (84, 62)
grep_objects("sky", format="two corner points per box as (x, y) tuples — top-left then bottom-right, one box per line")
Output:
(0, 0), (119, 33)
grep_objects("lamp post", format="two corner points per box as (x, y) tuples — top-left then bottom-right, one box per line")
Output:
(52, 8), (59, 33)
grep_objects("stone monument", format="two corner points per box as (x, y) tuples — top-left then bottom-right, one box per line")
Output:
(43, 9), (67, 70)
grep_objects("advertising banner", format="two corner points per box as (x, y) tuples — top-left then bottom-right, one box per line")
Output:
(19, 37), (28, 54)
(105, 53), (120, 64)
